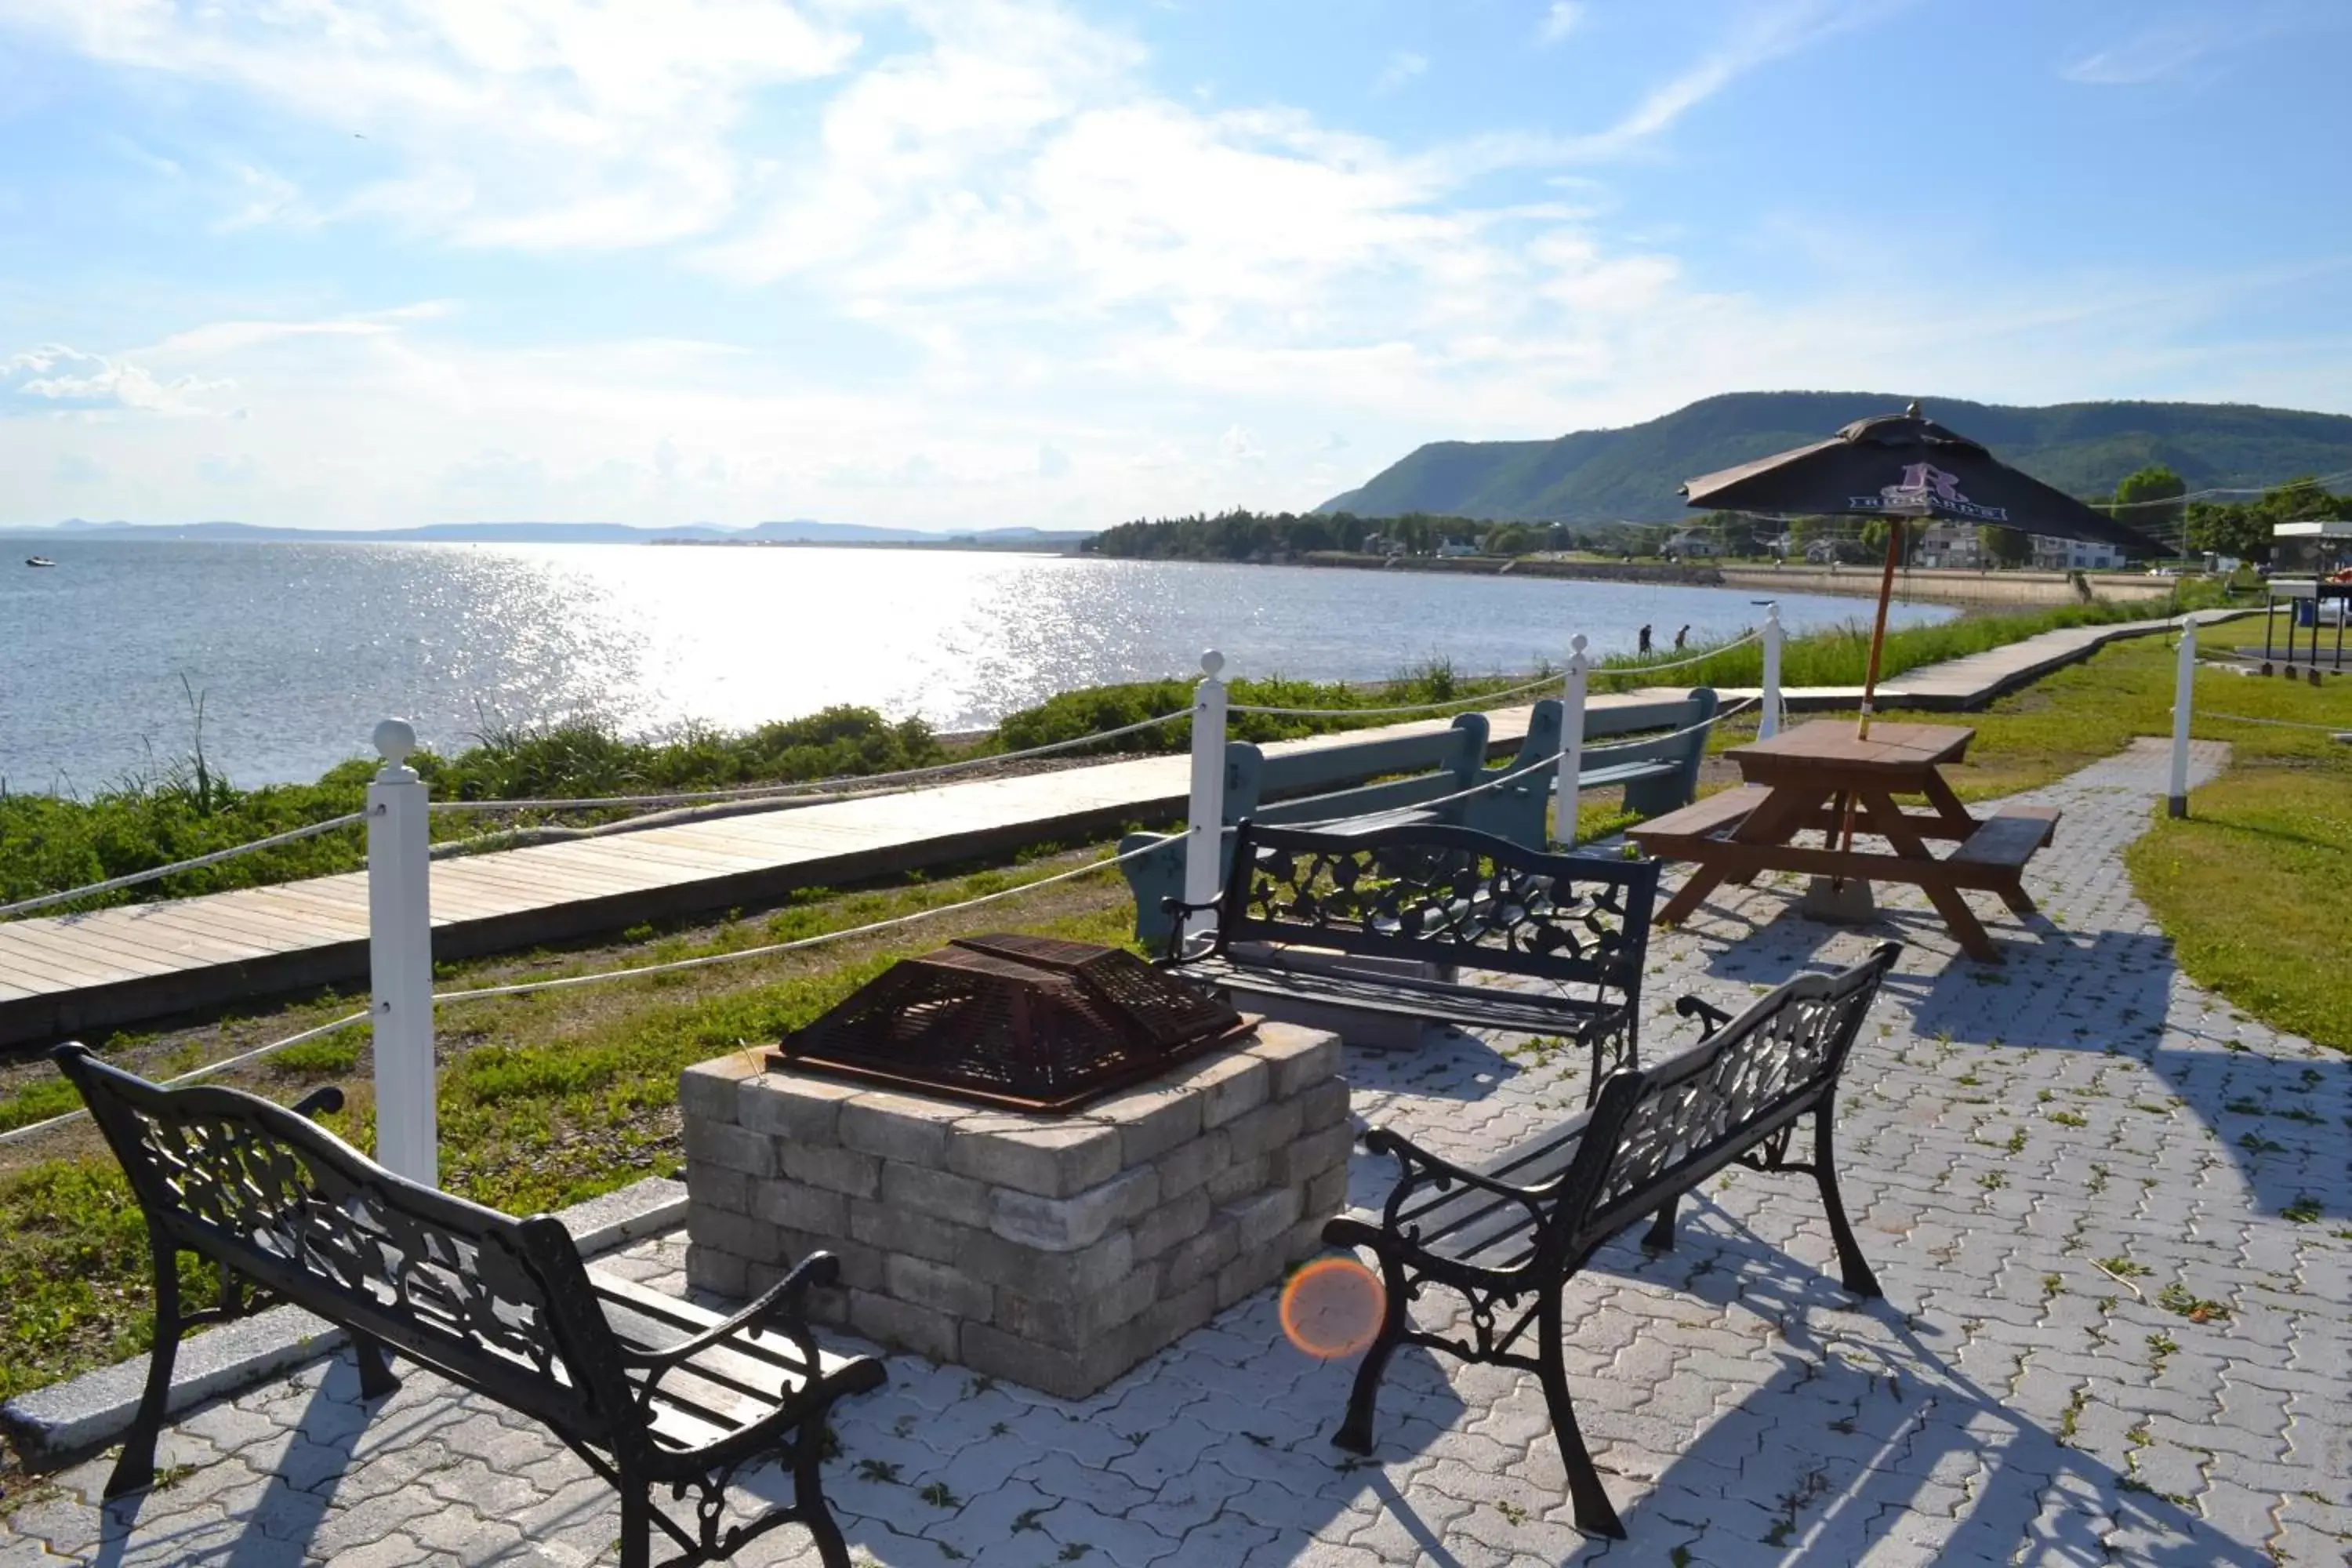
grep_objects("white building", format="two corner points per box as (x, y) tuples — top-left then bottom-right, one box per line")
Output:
(1435, 538), (1481, 558)
(1916, 523), (1982, 569)
(1664, 528), (1721, 557)
(2031, 535), (2126, 572)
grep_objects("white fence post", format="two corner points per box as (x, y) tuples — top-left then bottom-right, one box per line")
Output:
(1759, 601), (1784, 740)
(1554, 634), (1588, 848)
(1182, 652), (1229, 946)
(2168, 615), (2198, 819)
(368, 719), (437, 1185)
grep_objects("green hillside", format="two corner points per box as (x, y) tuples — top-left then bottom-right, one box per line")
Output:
(1319, 391), (2352, 522)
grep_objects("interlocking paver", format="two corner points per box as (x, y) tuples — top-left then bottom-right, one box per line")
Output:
(6, 737), (2348, 1565)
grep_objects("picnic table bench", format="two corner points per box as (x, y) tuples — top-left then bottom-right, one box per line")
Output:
(1628, 720), (2059, 962)
(1324, 941), (1901, 1537)
(53, 1044), (885, 1568)
(1160, 820), (1657, 1099)
(1123, 689), (1719, 946)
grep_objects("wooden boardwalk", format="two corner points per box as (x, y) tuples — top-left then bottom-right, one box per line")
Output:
(0, 609), (2222, 1048)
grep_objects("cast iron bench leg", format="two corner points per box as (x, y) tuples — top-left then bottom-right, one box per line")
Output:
(353, 1333), (401, 1399)
(106, 1236), (180, 1499)
(1331, 1253), (1410, 1454)
(1539, 1291), (1624, 1538)
(1813, 1111), (1882, 1299)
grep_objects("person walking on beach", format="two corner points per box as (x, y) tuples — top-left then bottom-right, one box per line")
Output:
(1638, 623), (1653, 655)
(1674, 624), (1690, 651)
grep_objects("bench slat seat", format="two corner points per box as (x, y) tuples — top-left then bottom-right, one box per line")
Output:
(1951, 804), (2060, 868)
(1163, 821), (1657, 1098)
(1623, 785), (1771, 844)
(52, 1047), (886, 1568)
(1323, 943), (1900, 1541)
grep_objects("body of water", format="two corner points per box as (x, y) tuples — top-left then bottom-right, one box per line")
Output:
(1, 541), (1952, 789)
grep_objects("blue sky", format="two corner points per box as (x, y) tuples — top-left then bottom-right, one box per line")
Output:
(2, 0), (2347, 531)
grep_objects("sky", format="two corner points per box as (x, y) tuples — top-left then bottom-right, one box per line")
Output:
(2, 0), (2348, 532)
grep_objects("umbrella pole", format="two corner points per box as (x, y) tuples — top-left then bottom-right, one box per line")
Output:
(1833, 519), (1907, 876)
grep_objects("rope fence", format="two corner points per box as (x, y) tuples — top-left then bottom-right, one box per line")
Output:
(0, 811), (368, 921)
(0, 837), (1169, 1151)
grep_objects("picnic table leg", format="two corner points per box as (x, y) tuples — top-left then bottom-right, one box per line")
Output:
(1918, 771), (1983, 839)
(1858, 790), (2001, 963)
(1654, 786), (1820, 926)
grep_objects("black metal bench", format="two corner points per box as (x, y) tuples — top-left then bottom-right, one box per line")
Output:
(53, 1044), (886, 1568)
(1323, 941), (1901, 1538)
(1162, 821), (1658, 1101)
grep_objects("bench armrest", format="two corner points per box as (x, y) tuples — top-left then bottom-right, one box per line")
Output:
(1674, 994), (1735, 1038)
(289, 1085), (345, 1120)
(1158, 895), (1221, 960)
(1361, 1126), (1561, 1235)
(622, 1251), (838, 1380)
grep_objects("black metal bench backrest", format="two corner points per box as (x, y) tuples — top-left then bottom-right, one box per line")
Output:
(56, 1046), (637, 1451)
(1551, 942), (1899, 1261)
(1214, 820), (1659, 992)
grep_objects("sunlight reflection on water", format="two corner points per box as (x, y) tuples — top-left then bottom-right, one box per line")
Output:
(0, 541), (1950, 789)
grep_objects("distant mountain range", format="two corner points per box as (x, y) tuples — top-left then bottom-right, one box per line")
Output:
(1319, 392), (2352, 523)
(11, 519), (1096, 546)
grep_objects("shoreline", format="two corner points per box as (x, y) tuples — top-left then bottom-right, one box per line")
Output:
(1270, 549), (2180, 605)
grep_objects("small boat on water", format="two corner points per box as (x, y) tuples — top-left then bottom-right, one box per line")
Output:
(25, 556), (56, 568)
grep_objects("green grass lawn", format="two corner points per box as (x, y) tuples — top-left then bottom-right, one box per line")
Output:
(2128, 770), (2352, 1057)
(0, 851), (1138, 1418)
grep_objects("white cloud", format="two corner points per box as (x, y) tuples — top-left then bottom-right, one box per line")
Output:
(0, 0), (861, 248)
(1537, 2), (1587, 46)
(1, 344), (234, 416)
(1374, 50), (1427, 94)
(2061, 19), (2222, 85)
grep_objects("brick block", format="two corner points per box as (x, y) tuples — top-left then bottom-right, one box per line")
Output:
(947, 1116), (1123, 1198)
(848, 1289), (960, 1364)
(884, 1254), (995, 1321)
(750, 1179), (847, 1236)
(1223, 1094), (1304, 1165)
(1215, 1238), (1290, 1309)
(880, 1160), (993, 1229)
(1206, 1153), (1269, 1205)
(686, 1206), (782, 1267)
(681, 1118), (776, 1179)
(682, 1161), (749, 1216)
(1132, 1188), (1212, 1264)
(995, 1266), (1158, 1346)
(779, 1229), (884, 1295)
(678, 1052), (760, 1124)
(959, 1323), (1102, 1402)
(1305, 1163), (1350, 1221)
(1156, 1128), (1229, 1200)
(1282, 1217), (1327, 1266)
(1127, 1276), (1217, 1355)
(779, 1141), (881, 1200)
(1293, 1076), (1351, 1131)
(684, 1243), (748, 1299)
(848, 1196), (967, 1265)
(956, 1226), (1134, 1298)
(737, 1073), (863, 1143)
(1250, 1024), (1342, 1098)
(1093, 1084), (1204, 1166)
(1160, 1214), (1238, 1291)
(1224, 1187), (1301, 1254)
(1269, 1122), (1356, 1187)
(837, 1091), (960, 1167)
(990, 1166), (1159, 1253)
(1184, 1053), (1269, 1130)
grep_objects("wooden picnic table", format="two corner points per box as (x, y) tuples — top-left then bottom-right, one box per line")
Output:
(1625, 719), (2058, 962)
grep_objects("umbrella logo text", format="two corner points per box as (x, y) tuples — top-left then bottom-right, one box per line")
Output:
(1850, 462), (2009, 522)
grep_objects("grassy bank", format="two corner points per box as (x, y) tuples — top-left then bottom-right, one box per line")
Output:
(0, 846), (1142, 1416)
(1, 706), (946, 915)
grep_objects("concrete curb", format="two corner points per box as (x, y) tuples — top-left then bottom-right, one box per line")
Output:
(0, 1176), (686, 1468)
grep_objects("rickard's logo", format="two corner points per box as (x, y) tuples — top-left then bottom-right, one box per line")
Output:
(1851, 462), (2009, 521)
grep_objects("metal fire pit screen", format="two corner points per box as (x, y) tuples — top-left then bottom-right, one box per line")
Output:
(771, 934), (1249, 1112)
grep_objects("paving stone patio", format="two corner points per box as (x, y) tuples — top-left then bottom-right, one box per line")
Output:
(3, 738), (2346, 1567)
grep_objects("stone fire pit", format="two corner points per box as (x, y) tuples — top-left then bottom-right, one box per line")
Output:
(677, 1022), (1349, 1399)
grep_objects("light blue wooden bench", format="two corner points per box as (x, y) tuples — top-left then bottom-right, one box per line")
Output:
(1120, 688), (1719, 947)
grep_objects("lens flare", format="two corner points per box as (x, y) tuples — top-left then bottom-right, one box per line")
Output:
(1279, 1257), (1386, 1360)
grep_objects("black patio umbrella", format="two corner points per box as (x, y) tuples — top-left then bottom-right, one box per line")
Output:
(1681, 401), (2164, 735)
